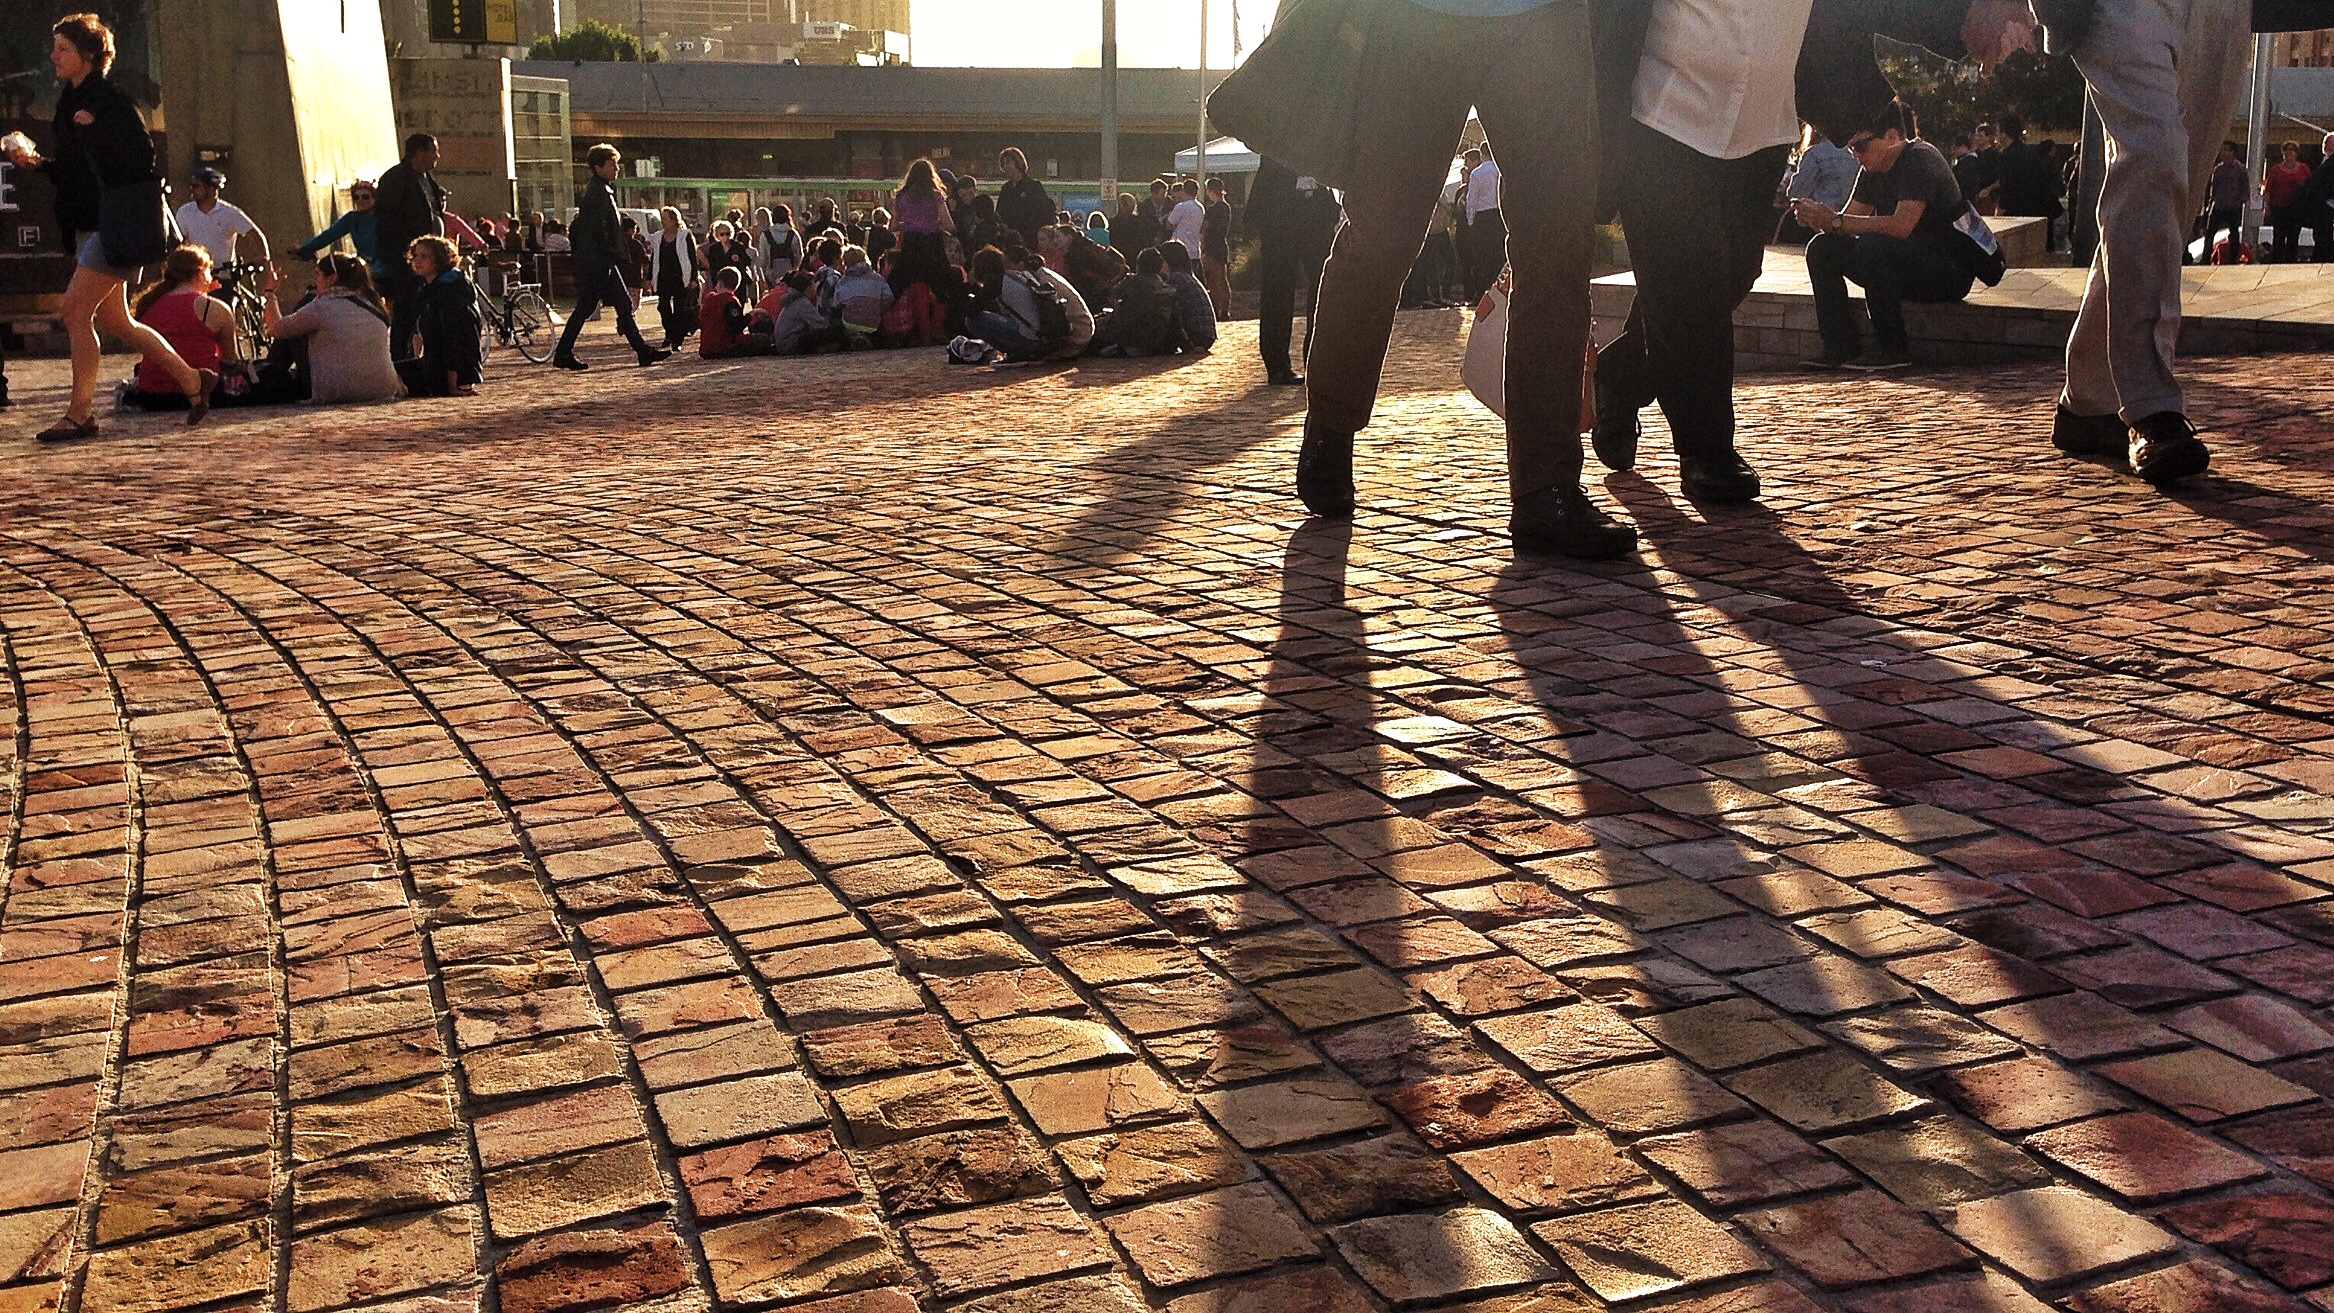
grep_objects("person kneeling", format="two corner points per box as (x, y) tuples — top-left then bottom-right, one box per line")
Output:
(699, 268), (774, 358)
(1793, 102), (1979, 373)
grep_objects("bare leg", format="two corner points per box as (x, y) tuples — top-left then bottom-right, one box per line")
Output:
(72, 272), (199, 420)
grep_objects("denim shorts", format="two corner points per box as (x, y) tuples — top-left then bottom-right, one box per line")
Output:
(75, 230), (137, 279)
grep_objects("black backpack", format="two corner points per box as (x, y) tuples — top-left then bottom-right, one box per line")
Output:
(1009, 269), (1074, 347)
(1108, 276), (1187, 356)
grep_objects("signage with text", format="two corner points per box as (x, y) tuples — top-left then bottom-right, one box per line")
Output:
(429, 0), (518, 45)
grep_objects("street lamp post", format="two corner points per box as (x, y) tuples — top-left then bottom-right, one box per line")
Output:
(1196, 0), (1208, 188)
(1101, 0), (1118, 214)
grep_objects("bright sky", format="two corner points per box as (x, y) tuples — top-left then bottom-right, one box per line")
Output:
(908, 0), (1271, 68)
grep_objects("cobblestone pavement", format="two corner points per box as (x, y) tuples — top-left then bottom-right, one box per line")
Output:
(2, 317), (2334, 1313)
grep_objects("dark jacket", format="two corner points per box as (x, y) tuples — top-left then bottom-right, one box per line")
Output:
(996, 174), (1056, 245)
(572, 175), (624, 265)
(1247, 159), (1343, 267)
(41, 73), (156, 243)
(375, 160), (446, 271)
(409, 267), (482, 393)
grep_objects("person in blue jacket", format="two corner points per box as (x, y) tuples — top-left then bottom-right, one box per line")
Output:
(295, 180), (386, 280)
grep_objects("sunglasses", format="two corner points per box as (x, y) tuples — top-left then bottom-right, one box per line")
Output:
(1846, 135), (1879, 154)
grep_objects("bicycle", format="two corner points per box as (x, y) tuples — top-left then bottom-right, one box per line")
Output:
(212, 260), (272, 361)
(471, 253), (556, 364)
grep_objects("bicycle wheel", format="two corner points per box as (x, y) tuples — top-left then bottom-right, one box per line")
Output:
(475, 288), (498, 362)
(232, 291), (269, 361)
(507, 288), (554, 363)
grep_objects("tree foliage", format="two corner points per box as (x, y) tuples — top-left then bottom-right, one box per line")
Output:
(1876, 39), (2088, 144)
(527, 20), (659, 62)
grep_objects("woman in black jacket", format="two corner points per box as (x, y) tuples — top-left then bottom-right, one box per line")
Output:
(394, 235), (484, 397)
(1, 14), (214, 441)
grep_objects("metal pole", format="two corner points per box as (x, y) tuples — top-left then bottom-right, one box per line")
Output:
(1196, 0), (1208, 189)
(2246, 32), (2273, 240)
(1101, 0), (1119, 212)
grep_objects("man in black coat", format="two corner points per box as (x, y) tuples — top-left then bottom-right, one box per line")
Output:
(995, 148), (1056, 248)
(1246, 158), (1342, 386)
(553, 144), (671, 370)
(375, 133), (447, 361)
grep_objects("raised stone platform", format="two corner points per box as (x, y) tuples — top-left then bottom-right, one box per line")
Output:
(1592, 248), (2334, 371)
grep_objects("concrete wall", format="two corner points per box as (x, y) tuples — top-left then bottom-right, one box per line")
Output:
(155, 1), (402, 260)
(393, 58), (520, 220)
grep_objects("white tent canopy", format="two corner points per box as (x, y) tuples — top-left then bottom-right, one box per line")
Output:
(1174, 136), (1260, 175)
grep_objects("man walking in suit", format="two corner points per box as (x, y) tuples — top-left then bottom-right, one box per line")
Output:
(553, 144), (672, 371)
(2043, 0), (2253, 483)
(1227, 0), (1631, 558)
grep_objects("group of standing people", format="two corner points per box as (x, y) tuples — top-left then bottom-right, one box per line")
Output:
(1216, 0), (2289, 559)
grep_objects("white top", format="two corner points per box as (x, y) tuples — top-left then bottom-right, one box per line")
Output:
(1466, 160), (1502, 216)
(1002, 265), (1096, 349)
(176, 199), (258, 266)
(1166, 199), (1207, 256)
(1633, 0), (1814, 160)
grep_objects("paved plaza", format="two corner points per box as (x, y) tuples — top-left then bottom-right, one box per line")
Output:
(3, 317), (2334, 1313)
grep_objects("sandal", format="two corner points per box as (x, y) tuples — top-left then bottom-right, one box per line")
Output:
(35, 415), (99, 443)
(185, 368), (217, 426)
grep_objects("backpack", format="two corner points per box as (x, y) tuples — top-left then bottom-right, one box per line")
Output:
(1009, 269), (1073, 346)
(1948, 202), (2008, 287)
(1107, 276), (1186, 356)
(880, 281), (949, 346)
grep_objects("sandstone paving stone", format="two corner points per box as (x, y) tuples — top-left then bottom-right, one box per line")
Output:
(2229, 1107), (2334, 1190)
(1448, 1129), (1660, 1216)
(1317, 1010), (1492, 1089)
(858, 1126), (1055, 1214)
(631, 1018), (798, 1090)
(1981, 992), (2184, 1061)
(1722, 1050), (1932, 1132)
(1104, 1181), (1317, 1288)
(1254, 967), (1416, 1032)
(1531, 1198), (1766, 1303)
(0, 1208), (75, 1284)
(1843, 1271), (2054, 1313)
(1196, 1076), (1384, 1149)
(291, 1079), (457, 1164)
(291, 1135), (472, 1231)
(954, 1274), (1148, 1313)
(1636, 996), (1825, 1070)
(1055, 1120), (1246, 1206)
(836, 1066), (1009, 1145)
(2025, 1110), (2269, 1202)
(1820, 1116), (2051, 1209)
(460, 1031), (626, 1102)
(902, 1194), (1114, 1298)
(1635, 1119), (1855, 1209)
(1820, 1003), (2022, 1073)
(1012, 1062), (1188, 1138)
(963, 1014), (1135, 1076)
(1160, 1266), (1380, 1313)
(700, 1205), (904, 1305)
(1801, 906), (1967, 961)
(1737, 955), (1917, 1018)
(2161, 1189), (2334, 1289)
(1381, 1067), (1575, 1149)
(1329, 1206), (1555, 1305)
(2062, 1259), (2306, 1313)
(1736, 1189), (1974, 1288)
(1406, 956), (1574, 1018)
(483, 1140), (667, 1241)
(1552, 1057), (1749, 1136)
(1262, 1133), (1466, 1224)
(2168, 994), (2334, 1063)
(79, 1217), (271, 1313)
(1474, 1004), (1659, 1075)
(1144, 1023), (1320, 1089)
(1932, 1057), (2127, 1133)
(926, 967), (1087, 1025)
(286, 1207), (477, 1313)
(678, 1131), (861, 1219)
(493, 1216), (690, 1313)
(893, 928), (1042, 976)
(1054, 933), (1210, 986)
(2093, 1046), (2317, 1122)
(654, 1069), (826, 1149)
(1936, 1185), (2178, 1284)
(1095, 974), (1264, 1036)
(768, 967), (926, 1031)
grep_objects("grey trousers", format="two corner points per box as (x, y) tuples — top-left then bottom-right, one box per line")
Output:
(2063, 0), (2251, 422)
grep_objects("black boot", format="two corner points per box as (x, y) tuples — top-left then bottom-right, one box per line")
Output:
(637, 346), (672, 366)
(1295, 419), (1356, 519)
(1679, 451), (1761, 504)
(552, 353), (589, 371)
(1510, 485), (1639, 559)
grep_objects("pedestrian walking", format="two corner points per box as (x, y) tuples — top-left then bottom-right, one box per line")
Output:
(553, 144), (672, 370)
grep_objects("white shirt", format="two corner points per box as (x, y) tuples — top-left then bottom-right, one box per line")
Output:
(176, 199), (258, 265)
(1166, 199), (1207, 256)
(1633, 0), (1814, 160)
(1466, 160), (1502, 216)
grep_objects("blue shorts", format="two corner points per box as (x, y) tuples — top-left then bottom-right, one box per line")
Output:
(74, 230), (137, 279)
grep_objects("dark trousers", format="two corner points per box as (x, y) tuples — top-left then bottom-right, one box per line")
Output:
(384, 268), (423, 361)
(1461, 208), (1507, 302)
(2267, 205), (2303, 263)
(1808, 231), (1972, 356)
(2205, 204), (2244, 255)
(2317, 212), (2334, 262)
(557, 261), (652, 360)
(1258, 236), (1322, 377)
(1596, 121), (1789, 459)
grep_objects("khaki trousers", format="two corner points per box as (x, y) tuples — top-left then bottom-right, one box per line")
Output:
(1304, 0), (1599, 502)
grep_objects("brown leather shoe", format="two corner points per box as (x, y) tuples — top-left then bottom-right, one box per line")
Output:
(2127, 411), (2209, 484)
(35, 415), (99, 444)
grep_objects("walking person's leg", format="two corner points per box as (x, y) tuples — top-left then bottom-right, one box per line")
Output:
(1258, 238), (1299, 381)
(52, 267), (206, 436)
(1473, 0), (1633, 555)
(555, 266), (609, 366)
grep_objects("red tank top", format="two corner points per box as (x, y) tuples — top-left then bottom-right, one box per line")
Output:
(135, 290), (223, 393)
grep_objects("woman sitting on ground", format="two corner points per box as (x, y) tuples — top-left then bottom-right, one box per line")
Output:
(397, 234), (483, 397)
(119, 244), (242, 412)
(263, 252), (403, 404)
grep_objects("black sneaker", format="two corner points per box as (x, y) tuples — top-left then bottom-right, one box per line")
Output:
(1679, 452), (1762, 504)
(1844, 349), (1912, 372)
(1295, 420), (1356, 519)
(2050, 402), (2126, 456)
(1799, 347), (1854, 370)
(1510, 485), (1639, 559)
(2128, 411), (2210, 484)
(552, 354), (589, 372)
(637, 347), (672, 366)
